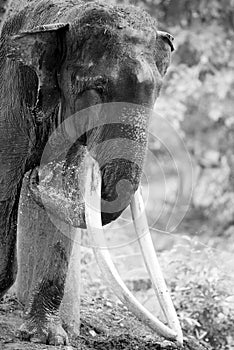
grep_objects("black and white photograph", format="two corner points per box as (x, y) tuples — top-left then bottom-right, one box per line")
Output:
(0, 0), (233, 349)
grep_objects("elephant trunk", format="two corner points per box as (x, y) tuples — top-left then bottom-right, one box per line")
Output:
(85, 103), (150, 225)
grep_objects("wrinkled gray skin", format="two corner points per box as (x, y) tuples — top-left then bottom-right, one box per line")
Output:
(0, 0), (174, 345)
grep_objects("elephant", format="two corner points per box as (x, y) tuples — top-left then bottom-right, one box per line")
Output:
(0, 0), (174, 345)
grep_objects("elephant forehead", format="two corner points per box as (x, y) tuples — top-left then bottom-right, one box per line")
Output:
(67, 2), (157, 54)
(67, 27), (156, 65)
(72, 1), (157, 30)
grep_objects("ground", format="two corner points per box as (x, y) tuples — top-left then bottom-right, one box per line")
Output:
(0, 293), (210, 350)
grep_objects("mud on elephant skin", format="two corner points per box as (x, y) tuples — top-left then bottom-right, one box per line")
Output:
(0, 0), (174, 345)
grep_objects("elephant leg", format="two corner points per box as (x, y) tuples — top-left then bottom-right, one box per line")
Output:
(0, 116), (32, 299)
(0, 191), (21, 299)
(17, 179), (73, 345)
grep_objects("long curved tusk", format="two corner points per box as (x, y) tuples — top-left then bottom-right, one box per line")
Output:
(130, 189), (183, 345)
(84, 159), (178, 342)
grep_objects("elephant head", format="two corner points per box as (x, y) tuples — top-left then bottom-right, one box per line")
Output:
(6, 1), (174, 227)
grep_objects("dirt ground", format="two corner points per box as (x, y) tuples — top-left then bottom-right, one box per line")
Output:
(0, 293), (210, 350)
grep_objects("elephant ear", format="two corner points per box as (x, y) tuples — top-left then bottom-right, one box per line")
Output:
(155, 31), (174, 77)
(7, 23), (69, 115)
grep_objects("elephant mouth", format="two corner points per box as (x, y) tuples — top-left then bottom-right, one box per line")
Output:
(28, 153), (87, 229)
(28, 154), (140, 229)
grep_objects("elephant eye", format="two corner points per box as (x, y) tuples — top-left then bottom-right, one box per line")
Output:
(72, 76), (108, 96)
(95, 84), (106, 95)
(143, 80), (155, 95)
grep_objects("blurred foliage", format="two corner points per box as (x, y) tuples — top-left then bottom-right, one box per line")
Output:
(160, 243), (234, 349)
(116, 0), (234, 235)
